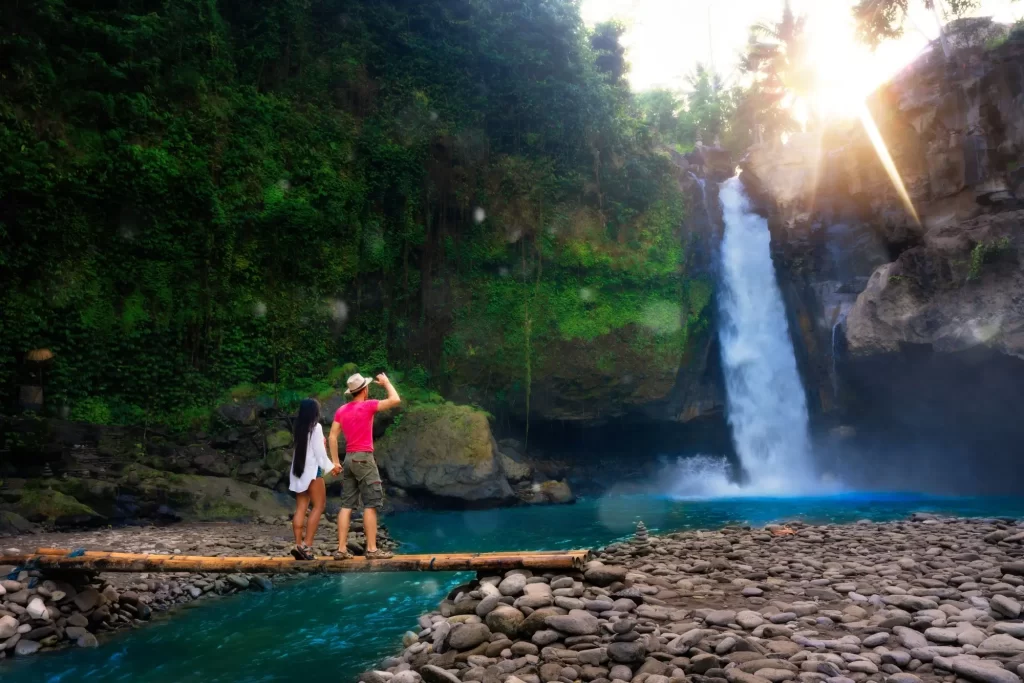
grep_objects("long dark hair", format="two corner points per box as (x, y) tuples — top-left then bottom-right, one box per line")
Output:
(291, 399), (321, 477)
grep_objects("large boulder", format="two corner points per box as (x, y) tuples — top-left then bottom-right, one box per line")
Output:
(0, 511), (35, 534)
(375, 404), (515, 502)
(4, 488), (104, 527)
(216, 400), (260, 425)
(188, 445), (233, 477)
(845, 210), (1024, 359)
(517, 480), (575, 505)
(498, 452), (531, 483)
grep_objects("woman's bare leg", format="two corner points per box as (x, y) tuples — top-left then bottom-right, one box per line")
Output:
(293, 491), (310, 546)
(304, 478), (327, 547)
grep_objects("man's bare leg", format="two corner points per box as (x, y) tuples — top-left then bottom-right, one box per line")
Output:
(336, 507), (353, 551)
(364, 507), (379, 552)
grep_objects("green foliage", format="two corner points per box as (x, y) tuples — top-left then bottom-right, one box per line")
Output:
(635, 67), (738, 151)
(679, 65), (737, 148)
(967, 237), (1013, 282)
(852, 0), (999, 49)
(69, 398), (113, 426)
(732, 1), (810, 147)
(1, 0), (701, 427)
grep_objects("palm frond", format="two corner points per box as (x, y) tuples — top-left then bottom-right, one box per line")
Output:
(750, 21), (781, 41)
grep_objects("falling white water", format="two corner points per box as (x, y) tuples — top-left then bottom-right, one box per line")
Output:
(713, 176), (815, 494)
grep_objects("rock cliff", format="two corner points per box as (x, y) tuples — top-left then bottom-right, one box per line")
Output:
(742, 23), (1024, 491)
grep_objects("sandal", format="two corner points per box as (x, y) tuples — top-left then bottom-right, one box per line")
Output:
(290, 544), (314, 561)
(364, 548), (394, 560)
(332, 549), (353, 561)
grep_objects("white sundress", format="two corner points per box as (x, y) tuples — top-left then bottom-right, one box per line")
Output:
(288, 422), (334, 493)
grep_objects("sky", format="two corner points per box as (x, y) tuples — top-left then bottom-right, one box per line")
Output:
(580, 0), (1024, 95)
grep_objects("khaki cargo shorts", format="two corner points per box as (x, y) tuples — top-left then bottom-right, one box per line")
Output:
(341, 451), (384, 509)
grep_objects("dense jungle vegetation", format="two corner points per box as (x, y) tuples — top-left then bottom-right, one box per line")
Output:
(0, 0), (713, 427)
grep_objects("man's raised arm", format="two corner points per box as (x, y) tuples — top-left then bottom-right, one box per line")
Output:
(375, 373), (401, 411)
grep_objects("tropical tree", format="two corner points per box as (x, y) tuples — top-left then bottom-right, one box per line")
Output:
(851, 0), (1016, 55)
(636, 89), (680, 141)
(678, 64), (734, 147)
(733, 0), (813, 142)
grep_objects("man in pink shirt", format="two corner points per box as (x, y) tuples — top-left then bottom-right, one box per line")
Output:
(329, 372), (401, 559)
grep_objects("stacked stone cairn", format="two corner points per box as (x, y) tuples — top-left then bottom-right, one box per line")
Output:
(363, 514), (1024, 683)
(632, 522), (651, 556)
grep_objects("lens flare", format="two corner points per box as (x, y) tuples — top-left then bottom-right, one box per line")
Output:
(858, 104), (921, 227)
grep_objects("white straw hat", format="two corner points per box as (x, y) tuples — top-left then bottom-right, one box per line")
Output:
(344, 373), (373, 395)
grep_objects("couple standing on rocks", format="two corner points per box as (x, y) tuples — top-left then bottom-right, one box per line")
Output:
(287, 372), (400, 561)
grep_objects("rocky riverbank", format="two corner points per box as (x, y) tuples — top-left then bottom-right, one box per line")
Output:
(364, 514), (1024, 683)
(0, 518), (398, 661)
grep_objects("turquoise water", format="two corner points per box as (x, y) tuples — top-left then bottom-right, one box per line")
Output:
(4, 493), (1024, 683)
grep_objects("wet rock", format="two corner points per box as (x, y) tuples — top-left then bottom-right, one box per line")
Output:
(978, 634), (1024, 655)
(706, 610), (737, 626)
(863, 632), (889, 648)
(584, 563), (627, 588)
(25, 597), (48, 621)
(0, 616), (18, 640)
(847, 661), (878, 675)
(726, 669), (772, 683)
(476, 595), (502, 617)
(227, 574), (250, 589)
(546, 610), (600, 636)
(991, 595), (1022, 619)
(886, 675), (922, 683)
(77, 633), (99, 648)
(485, 606), (525, 637)
(690, 654), (723, 674)
(499, 574), (529, 597)
(14, 639), (41, 656)
(450, 623), (491, 651)
(532, 630), (560, 646)
(934, 656), (1021, 683)
(609, 665), (633, 681)
(607, 641), (646, 664)
(884, 596), (938, 612)
(420, 664), (462, 683)
(895, 626), (930, 649)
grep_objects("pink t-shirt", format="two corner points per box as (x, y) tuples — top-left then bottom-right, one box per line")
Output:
(334, 400), (379, 453)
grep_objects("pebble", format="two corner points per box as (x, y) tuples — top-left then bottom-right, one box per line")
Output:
(990, 595), (1022, 619)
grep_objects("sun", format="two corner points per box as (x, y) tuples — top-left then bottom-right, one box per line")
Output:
(804, 4), (887, 120)
(799, 3), (922, 226)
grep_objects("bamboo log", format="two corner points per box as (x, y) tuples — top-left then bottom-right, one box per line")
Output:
(6, 548), (590, 575)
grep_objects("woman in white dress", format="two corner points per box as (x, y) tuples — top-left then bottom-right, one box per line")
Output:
(288, 399), (338, 559)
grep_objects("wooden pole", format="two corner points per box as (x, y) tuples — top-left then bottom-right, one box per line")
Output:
(7, 548), (591, 575)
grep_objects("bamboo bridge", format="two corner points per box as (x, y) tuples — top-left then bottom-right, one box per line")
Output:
(4, 547), (591, 575)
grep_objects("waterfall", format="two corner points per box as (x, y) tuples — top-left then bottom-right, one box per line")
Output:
(715, 176), (814, 493)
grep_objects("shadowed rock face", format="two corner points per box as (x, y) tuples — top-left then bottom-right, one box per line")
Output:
(845, 210), (1024, 359)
